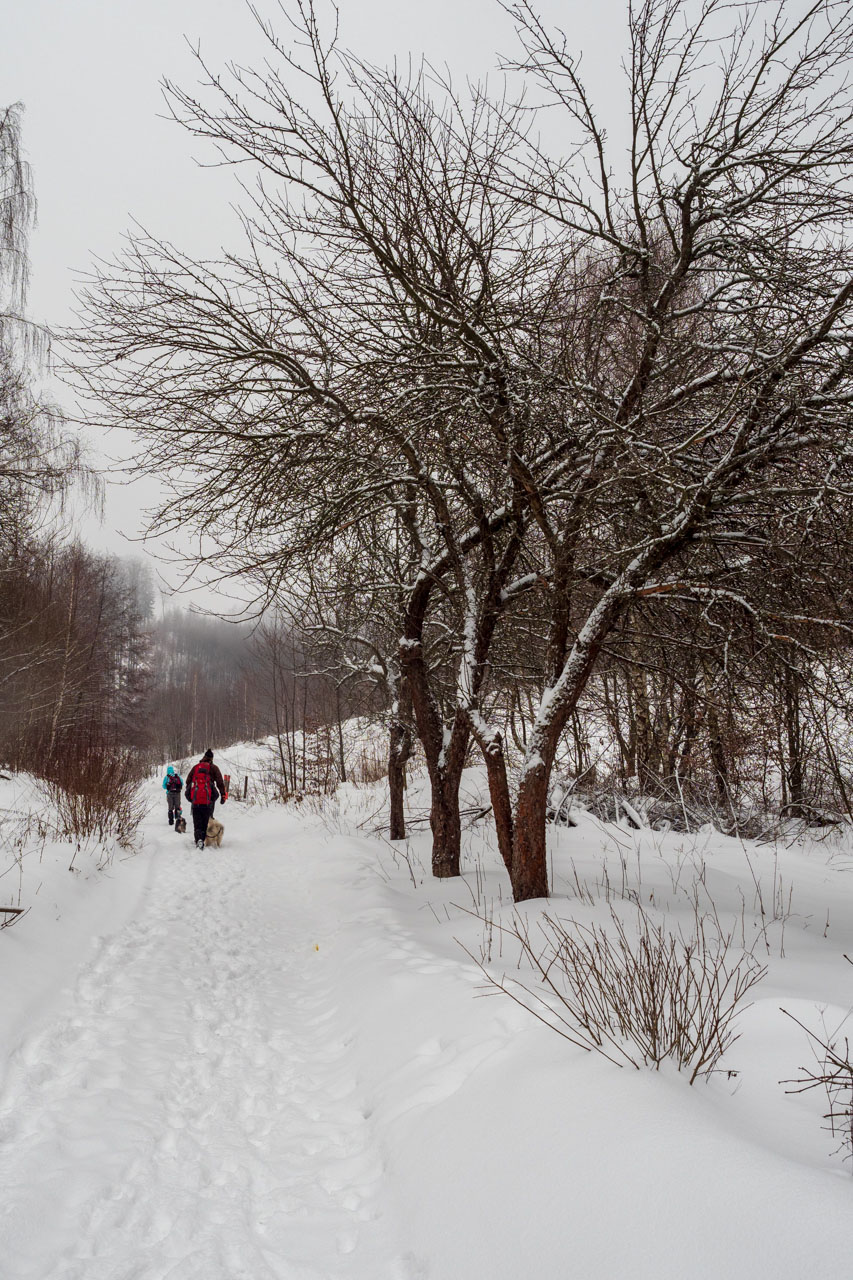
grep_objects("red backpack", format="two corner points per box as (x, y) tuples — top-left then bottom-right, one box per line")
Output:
(189, 761), (213, 805)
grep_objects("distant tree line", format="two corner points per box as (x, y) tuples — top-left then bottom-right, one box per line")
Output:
(0, 536), (372, 776)
(0, 535), (371, 779)
(0, 541), (150, 771)
(148, 608), (370, 766)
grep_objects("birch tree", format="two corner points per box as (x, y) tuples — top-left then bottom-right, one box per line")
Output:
(0, 104), (88, 561)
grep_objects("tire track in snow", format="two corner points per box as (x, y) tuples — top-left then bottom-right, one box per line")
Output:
(0, 813), (413, 1280)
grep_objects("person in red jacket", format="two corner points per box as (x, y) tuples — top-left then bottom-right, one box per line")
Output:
(184, 749), (227, 849)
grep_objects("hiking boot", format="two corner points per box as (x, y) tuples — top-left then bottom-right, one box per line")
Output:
(196, 838), (205, 850)
(168, 814), (173, 825)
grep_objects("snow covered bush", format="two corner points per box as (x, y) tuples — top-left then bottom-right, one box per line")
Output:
(0, 805), (49, 925)
(38, 743), (146, 855)
(784, 978), (853, 1171)
(482, 905), (766, 1083)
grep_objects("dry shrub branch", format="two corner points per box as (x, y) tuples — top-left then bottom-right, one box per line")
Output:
(39, 736), (146, 856)
(783, 961), (853, 1171)
(474, 904), (766, 1082)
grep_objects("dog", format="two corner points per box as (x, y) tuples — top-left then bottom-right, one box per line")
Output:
(205, 817), (225, 848)
(174, 815), (187, 834)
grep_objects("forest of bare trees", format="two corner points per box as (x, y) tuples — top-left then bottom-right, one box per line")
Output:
(12, 6), (853, 1258)
(0, 529), (359, 785)
(65, 0), (853, 902)
(0, 108), (267, 785)
(5, 2), (853, 903)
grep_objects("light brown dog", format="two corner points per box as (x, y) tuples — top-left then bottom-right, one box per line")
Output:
(205, 817), (225, 848)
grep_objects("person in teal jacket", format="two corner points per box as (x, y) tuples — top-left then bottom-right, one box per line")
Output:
(162, 765), (184, 827)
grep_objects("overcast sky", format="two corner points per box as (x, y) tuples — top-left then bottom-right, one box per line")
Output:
(2, 0), (622, 607)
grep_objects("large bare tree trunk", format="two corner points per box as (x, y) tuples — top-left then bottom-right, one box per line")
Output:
(509, 576), (644, 901)
(387, 674), (414, 840)
(482, 736), (514, 877)
(511, 761), (550, 901)
(400, 607), (469, 878)
(429, 760), (465, 877)
(388, 717), (413, 840)
(783, 665), (805, 816)
(469, 723), (514, 877)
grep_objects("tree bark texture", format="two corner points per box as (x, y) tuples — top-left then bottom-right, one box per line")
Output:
(400, 629), (468, 877)
(509, 571), (652, 901)
(388, 716), (413, 841)
(481, 735), (514, 877)
(511, 761), (551, 901)
(429, 760), (465, 877)
(783, 666), (805, 815)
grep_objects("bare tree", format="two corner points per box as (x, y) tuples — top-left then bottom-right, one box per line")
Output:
(68, 10), (559, 877)
(292, 536), (419, 838)
(484, 0), (853, 897)
(0, 103), (35, 345)
(67, 1), (853, 902)
(0, 104), (91, 563)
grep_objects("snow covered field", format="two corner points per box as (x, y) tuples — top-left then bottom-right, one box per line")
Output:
(1, 754), (852, 1278)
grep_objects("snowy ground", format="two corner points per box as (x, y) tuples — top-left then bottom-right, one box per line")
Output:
(1, 755), (852, 1278)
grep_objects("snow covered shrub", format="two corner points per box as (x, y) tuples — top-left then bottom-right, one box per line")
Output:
(39, 739), (146, 854)
(0, 807), (49, 924)
(783, 985), (853, 1170)
(350, 742), (388, 785)
(480, 905), (766, 1082)
(261, 731), (344, 801)
(575, 776), (778, 839)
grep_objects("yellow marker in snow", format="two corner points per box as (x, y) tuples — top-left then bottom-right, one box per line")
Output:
(314, 944), (319, 951)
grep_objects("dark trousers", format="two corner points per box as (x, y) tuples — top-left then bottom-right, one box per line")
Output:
(191, 803), (214, 844)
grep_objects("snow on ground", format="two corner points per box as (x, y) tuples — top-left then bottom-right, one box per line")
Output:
(0, 773), (154, 1052)
(1, 753), (852, 1278)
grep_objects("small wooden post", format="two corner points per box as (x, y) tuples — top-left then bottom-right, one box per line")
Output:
(243, 775), (249, 801)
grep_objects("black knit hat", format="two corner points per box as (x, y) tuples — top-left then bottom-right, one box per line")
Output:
(202, 749), (214, 761)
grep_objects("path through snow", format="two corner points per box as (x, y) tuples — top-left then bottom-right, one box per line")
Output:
(0, 807), (411, 1280)
(4, 771), (853, 1280)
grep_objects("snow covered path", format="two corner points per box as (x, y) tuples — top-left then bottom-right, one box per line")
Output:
(0, 811), (408, 1280)
(4, 770), (853, 1279)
